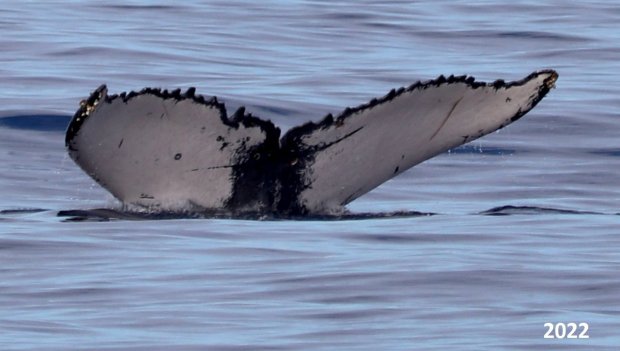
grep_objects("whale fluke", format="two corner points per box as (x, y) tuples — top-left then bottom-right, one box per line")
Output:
(66, 70), (558, 215)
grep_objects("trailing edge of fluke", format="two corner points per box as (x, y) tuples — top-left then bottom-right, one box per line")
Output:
(66, 70), (558, 216)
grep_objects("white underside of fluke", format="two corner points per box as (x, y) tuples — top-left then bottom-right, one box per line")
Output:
(294, 72), (556, 213)
(66, 70), (558, 215)
(69, 91), (269, 210)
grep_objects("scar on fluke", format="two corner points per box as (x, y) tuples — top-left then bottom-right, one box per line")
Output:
(65, 70), (558, 216)
(430, 96), (464, 140)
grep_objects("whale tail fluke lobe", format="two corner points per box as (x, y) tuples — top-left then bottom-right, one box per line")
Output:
(66, 70), (557, 215)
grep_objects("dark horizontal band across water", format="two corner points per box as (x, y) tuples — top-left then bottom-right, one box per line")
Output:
(2, 204), (613, 222)
(50, 206), (615, 222)
(0, 115), (71, 132)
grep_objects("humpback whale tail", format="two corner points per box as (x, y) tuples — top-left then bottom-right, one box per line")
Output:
(66, 70), (558, 216)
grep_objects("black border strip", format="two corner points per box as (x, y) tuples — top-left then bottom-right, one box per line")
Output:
(280, 69), (558, 150)
(65, 85), (280, 150)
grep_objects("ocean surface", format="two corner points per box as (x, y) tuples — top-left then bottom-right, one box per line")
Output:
(1, 1), (619, 350)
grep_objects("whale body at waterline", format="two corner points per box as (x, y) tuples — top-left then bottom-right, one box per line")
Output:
(65, 70), (558, 216)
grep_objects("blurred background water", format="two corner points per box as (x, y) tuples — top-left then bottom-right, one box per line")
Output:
(0, 1), (619, 350)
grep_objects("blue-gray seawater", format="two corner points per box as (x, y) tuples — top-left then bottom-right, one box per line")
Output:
(1, 1), (619, 350)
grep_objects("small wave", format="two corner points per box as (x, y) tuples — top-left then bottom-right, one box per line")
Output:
(497, 30), (589, 43)
(479, 205), (605, 216)
(0, 115), (71, 132)
(56, 208), (434, 222)
(52, 205), (616, 222)
(448, 145), (517, 156)
(93, 4), (180, 11)
(588, 148), (620, 157)
(0, 208), (50, 223)
(0, 208), (48, 215)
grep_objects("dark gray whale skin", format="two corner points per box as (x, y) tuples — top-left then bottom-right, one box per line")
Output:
(66, 70), (558, 216)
